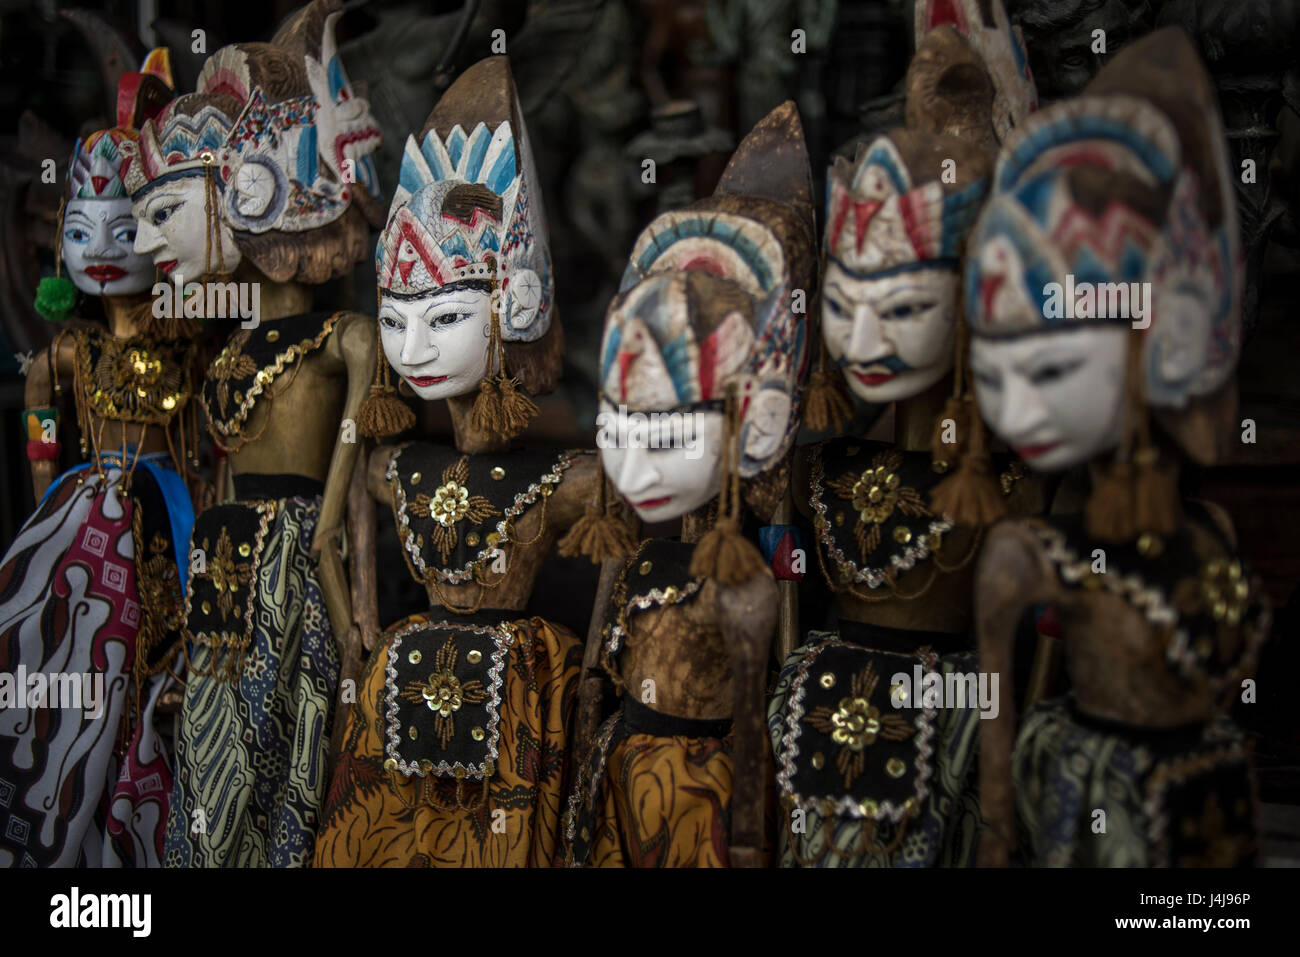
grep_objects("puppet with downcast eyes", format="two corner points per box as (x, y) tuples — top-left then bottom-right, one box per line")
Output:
(314, 56), (601, 868)
(766, 1), (1044, 870)
(0, 51), (196, 869)
(968, 29), (1268, 867)
(123, 0), (386, 869)
(558, 103), (814, 868)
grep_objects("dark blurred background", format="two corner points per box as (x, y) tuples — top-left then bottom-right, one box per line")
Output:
(1, 0), (1299, 856)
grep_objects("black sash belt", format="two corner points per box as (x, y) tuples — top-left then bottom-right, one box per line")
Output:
(834, 616), (971, 657)
(621, 696), (731, 739)
(1062, 695), (1210, 754)
(232, 472), (325, 501)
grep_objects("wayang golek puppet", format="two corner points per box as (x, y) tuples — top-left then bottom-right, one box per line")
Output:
(559, 101), (815, 868)
(967, 29), (1270, 868)
(120, 0), (385, 867)
(766, 0), (1044, 869)
(0, 51), (195, 868)
(312, 55), (602, 868)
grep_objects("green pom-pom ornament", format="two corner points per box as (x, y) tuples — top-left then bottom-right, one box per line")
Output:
(34, 276), (78, 322)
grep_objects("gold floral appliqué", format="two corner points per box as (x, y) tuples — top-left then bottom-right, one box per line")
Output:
(804, 658), (915, 789)
(408, 456), (500, 563)
(399, 635), (489, 748)
(208, 332), (258, 417)
(827, 449), (930, 559)
(202, 528), (254, 621)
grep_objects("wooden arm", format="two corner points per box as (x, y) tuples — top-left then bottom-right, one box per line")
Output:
(312, 312), (376, 559)
(25, 338), (76, 502)
(973, 521), (1056, 867)
(715, 572), (779, 868)
(312, 313), (376, 645)
(348, 450), (381, 654)
(574, 557), (624, 770)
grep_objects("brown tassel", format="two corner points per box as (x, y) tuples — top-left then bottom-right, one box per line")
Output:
(498, 375), (539, 436)
(558, 464), (636, 563)
(931, 309), (973, 473)
(471, 280), (538, 441)
(802, 338), (853, 433)
(1085, 458), (1136, 542)
(928, 303), (1004, 524)
(358, 320), (414, 438)
(689, 384), (767, 585)
(690, 514), (768, 585)
(929, 405), (1007, 526)
(1084, 332), (1180, 541)
(1133, 445), (1180, 536)
(470, 375), (506, 435)
(359, 385), (415, 438)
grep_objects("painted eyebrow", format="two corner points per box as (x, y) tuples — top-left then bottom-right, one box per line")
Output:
(420, 298), (479, 317)
(63, 210), (95, 223)
(1014, 349), (1089, 376)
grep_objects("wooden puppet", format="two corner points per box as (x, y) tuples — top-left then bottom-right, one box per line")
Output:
(967, 29), (1269, 868)
(120, 0), (384, 867)
(0, 52), (193, 868)
(767, 0), (1043, 869)
(312, 55), (603, 868)
(559, 102), (816, 868)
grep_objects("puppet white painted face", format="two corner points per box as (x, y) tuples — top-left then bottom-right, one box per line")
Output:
(379, 285), (495, 400)
(821, 259), (957, 403)
(598, 397), (725, 523)
(132, 177), (241, 280)
(970, 325), (1128, 471)
(62, 197), (153, 296)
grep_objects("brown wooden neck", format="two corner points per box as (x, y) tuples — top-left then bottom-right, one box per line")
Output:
(893, 375), (952, 452)
(237, 262), (312, 321)
(447, 392), (510, 454)
(101, 293), (151, 339)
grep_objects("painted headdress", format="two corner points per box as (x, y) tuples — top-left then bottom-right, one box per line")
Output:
(914, 0), (1036, 141)
(361, 56), (557, 441)
(965, 28), (1242, 537)
(35, 49), (174, 321)
(197, 39), (353, 236)
(578, 103), (816, 582)
(268, 0), (384, 225)
(812, 20), (1015, 525)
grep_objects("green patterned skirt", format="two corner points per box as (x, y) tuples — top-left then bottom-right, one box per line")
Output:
(164, 493), (339, 867)
(1013, 696), (1257, 867)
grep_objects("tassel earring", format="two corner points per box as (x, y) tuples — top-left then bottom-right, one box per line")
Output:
(1085, 333), (1180, 541)
(558, 456), (637, 562)
(471, 265), (538, 440)
(359, 292), (416, 438)
(690, 383), (768, 585)
(801, 284), (853, 433)
(35, 196), (78, 322)
(929, 306), (1007, 526)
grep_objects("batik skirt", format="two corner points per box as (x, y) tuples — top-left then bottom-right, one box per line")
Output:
(767, 625), (982, 867)
(163, 485), (339, 867)
(313, 610), (581, 867)
(1012, 696), (1257, 867)
(562, 697), (740, 867)
(0, 455), (192, 867)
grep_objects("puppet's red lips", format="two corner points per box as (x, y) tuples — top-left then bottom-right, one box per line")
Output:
(852, 370), (897, 386)
(407, 375), (448, 387)
(84, 265), (127, 282)
(634, 496), (672, 509)
(157, 260), (178, 275)
(1016, 442), (1061, 460)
